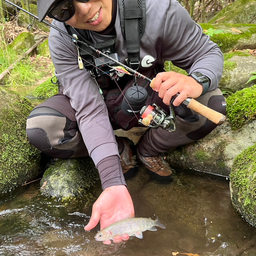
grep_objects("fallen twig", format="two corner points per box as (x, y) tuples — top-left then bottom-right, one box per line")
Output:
(22, 177), (41, 186)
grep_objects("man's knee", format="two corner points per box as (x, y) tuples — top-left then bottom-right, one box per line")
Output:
(26, 107), (77, 158)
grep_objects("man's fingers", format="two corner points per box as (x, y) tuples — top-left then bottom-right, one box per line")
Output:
(103, 240), (112, 245)
(103, 234), (130, 244)
(113, 235), (123, 243)
(121, 233), (129, 241)
(84, 212), (100, 231)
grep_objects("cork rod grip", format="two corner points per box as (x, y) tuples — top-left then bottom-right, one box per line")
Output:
(185, 98), (226, 125)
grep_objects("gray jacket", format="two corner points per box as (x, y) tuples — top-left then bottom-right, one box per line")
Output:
(48, 0), (223, 189)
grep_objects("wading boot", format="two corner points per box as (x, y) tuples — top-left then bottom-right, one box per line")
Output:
(137, 149), (173, 183)
(118, 137), (138, 179)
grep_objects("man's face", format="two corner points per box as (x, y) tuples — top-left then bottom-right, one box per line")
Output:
(65, 0), (113, 31)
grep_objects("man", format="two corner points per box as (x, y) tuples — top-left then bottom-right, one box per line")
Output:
(26, 0), (226, 244)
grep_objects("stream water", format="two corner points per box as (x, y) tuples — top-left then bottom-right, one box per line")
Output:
(0, 169), (256, 256)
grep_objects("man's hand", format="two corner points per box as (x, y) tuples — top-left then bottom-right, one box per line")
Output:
(151, 71), (203, 106)
(84, 185), (134, 244)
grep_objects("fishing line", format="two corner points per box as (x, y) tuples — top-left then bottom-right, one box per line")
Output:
(2, 0), (143, 118)
(61, 42), (141, 120)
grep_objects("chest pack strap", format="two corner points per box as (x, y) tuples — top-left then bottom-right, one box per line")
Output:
(118, 0), (146, 70)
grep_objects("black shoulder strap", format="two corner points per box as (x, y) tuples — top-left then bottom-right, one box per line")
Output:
(118, 0), (146, 70)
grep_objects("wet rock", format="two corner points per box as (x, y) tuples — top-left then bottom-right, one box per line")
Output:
(166, 119), (256, 178)
(230, 144), (256, 228)
(220, 54), (256, 93)
(40, 158), (101, 209)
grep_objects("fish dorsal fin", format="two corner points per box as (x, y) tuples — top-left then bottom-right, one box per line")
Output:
(135, 231), (143, 239)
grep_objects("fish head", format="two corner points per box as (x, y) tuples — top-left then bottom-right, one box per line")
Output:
(94, 229), (113, 241)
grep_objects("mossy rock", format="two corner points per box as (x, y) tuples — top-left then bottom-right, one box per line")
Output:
(7, 31), (35, 55)
(200, 23), (256, 53)
(32, 76), (59, 99)
(209, 0), (256, 24)
(0, 88), (41, 193)
(230, 144), (256, 228)
(40, 158), (101, 208)
(220, 52), (256, 93)
(226, 85), (256, 130)
(37, 38), (50, 57)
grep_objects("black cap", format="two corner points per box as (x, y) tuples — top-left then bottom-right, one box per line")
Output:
(37, 0), (57, 21)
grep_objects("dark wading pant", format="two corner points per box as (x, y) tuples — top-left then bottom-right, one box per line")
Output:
(26, 88), (226, 158)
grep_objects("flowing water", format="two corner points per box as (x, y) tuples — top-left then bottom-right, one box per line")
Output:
(0, 169), (256, 256)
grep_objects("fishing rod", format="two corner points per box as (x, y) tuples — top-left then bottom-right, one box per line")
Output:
(3, 0), (226, 131)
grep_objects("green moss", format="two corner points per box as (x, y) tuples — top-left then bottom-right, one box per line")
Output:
(164, 61), (188, 75)
(226, 85), (256, 129)
(40, 158), (101, 208)
(208, 0), (256, 24)
(200, 23), (256, 53)
(216, 161), (226, 169)
(195, 150), (209, 162)
(0, 88), (41, 193)
(230, 144), (256, 225)
(37, 39), (50, 57)
(224, 51), (251, 60)
(33, 76), (58, 99)
(7, 32), (35, 55)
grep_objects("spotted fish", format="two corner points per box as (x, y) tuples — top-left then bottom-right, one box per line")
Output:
(94, 217), (166, 242)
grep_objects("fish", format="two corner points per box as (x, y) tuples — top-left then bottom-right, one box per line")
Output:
(94, 217), (166, 242)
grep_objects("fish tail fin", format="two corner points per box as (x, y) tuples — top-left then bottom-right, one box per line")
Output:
(154, 216), (166, 229)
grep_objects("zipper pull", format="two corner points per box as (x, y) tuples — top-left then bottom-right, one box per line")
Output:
(77, 46), (84, 70)
(78, 54), (84, 70)
(72, 34), (84, 70)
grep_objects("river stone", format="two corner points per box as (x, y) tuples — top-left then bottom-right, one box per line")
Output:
(230, 144), (256, 228)
(209, 0), (256, 24)
(7, 31), (35, 55)
(0, 88), (41, 194)
(40, 158), (101, 207)
(220, 55), (256, 93)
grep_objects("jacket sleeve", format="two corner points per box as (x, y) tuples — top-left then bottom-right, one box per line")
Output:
(48, 21), (126, 189)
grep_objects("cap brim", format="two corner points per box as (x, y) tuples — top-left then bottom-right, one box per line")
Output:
(37, 0), (56, 21)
